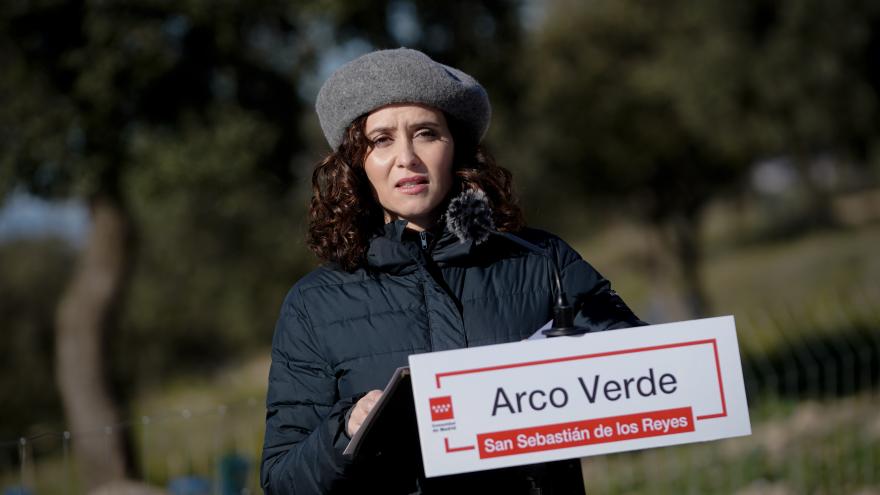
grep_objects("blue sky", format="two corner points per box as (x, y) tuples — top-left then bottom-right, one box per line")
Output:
(0, 190), (89, 247)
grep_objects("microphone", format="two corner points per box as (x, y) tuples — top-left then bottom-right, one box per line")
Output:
(445, 189), (590, 337)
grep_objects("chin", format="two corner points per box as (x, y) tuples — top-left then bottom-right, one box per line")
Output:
(397, 211), (432, 221)
(397, 202), (436, 216)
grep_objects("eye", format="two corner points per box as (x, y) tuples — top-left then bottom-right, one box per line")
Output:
(371, 135), (392, 147)
(415, 128), (438, 140)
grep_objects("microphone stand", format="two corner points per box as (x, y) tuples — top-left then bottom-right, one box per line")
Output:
(542, 267), (590, 337)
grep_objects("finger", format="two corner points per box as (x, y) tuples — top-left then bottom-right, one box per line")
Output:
(350, 417), (363, 432)
(360, 390), (383, 411)
(362, 391), (382, 408)
(348, 389), (385, 436)
(348, 409), (366, 436)
(350, 408), (365, 424)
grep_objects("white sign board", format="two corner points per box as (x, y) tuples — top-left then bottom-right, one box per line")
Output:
(408, 316), (751, 478)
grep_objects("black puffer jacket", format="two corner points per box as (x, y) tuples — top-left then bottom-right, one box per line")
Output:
(261, 220), (644, 494)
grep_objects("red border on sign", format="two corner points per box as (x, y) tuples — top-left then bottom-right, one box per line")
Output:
(444, 437), (475, 453)
(434, 339), (727, 421)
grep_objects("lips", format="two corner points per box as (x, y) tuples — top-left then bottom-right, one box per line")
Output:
(395, 175), (429, 195)
(396, 176), (429, 187)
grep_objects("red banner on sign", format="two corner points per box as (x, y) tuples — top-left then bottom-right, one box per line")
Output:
(477, 407), (695, 459)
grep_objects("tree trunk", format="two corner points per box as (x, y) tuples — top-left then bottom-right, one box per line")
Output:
(55, 195), (131, 490)
(642, 227), (690, 323)
(666, 210), (710, 318)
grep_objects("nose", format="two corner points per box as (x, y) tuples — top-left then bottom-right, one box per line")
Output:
(394, 139), (421, 169)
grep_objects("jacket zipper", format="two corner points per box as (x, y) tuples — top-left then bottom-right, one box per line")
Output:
(419, 274), (434, 351)
(414, 240), (469, 350)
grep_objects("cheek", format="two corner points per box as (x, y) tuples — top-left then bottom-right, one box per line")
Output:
(435, 150), (455, 194)
(363, 157), (388, 194)
(363, 166), (379, 190)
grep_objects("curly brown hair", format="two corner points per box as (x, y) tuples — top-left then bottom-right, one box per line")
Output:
(307, 114), (525, 271)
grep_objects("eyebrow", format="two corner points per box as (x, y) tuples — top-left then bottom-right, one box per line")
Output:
(366, 121), (442, 136)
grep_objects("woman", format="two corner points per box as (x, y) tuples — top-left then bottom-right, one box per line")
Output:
(261, 48), (644, 494)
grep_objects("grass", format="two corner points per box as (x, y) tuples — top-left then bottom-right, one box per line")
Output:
(131, 356), (269, 490)
(580, 393), (880, 494)
(574, 219), (880, 356)
(0, 358), (269, 494)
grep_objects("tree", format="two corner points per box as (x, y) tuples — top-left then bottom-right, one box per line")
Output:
(744, 0), (880, 226)
(524, 0), (757, 317)
(520, 0), (880, 317)
(0, 0), (310, 488)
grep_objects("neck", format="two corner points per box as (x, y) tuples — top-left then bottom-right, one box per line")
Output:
(384, 214), (436, 232)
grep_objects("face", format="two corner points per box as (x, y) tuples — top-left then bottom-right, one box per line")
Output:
(363, 104), (455, 231)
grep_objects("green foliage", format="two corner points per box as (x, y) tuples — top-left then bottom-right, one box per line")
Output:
(0, 0), (312, 199)
(519, 0), (880, 224)
(116, 105), (311, 387)
(523, 0), (754, 221)
(746, 0), (880, 157)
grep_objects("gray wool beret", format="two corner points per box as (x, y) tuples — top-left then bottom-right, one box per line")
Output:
(315, 48), (491, 150)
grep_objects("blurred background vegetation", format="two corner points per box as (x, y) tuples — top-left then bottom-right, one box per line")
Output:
(1, 0), (878, 493)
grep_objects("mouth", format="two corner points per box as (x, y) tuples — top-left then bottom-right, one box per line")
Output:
(395, 176), (429, 193)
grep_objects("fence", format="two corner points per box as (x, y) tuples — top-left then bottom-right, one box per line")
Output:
(2, 283), (879, 494)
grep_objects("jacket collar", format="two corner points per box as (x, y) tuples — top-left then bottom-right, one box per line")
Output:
(366, 219), (476, 274)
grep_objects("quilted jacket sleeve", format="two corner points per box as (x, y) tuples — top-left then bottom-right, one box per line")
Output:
(260, 287), (357, 494)
(550, 236), (647, 331)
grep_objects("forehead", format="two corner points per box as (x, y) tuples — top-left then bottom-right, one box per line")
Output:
(364, 104), (447, 131)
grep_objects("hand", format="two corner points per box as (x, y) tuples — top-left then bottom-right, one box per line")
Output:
(347, 389), (383, 437)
